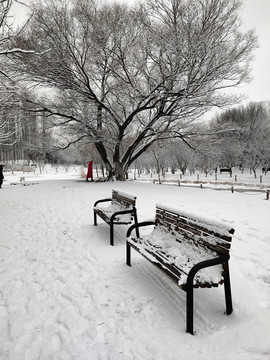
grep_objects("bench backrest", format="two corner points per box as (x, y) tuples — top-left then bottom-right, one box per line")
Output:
(155, 205), (234, 256)
(112, 189), (136, 208)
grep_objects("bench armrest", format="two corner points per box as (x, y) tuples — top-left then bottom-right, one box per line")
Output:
(127, 220), (155, 238)
(186, 255), (230, 290)
(93, 198), (112, 207)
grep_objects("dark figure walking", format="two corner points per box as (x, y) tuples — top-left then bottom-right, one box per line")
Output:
(0, 165), (4, 188)
(86, 161), (93, 182)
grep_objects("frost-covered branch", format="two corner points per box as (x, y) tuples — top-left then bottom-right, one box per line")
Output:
(0, 48), (51, 55)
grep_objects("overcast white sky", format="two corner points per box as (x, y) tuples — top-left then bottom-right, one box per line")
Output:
(236, 0), (270, 104)
(13, 0), (270, 105)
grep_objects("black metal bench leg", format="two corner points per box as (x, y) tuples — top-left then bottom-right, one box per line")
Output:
(94, 211), (97, 226)
(110, 221), (114, 246)
(223, 262), (233, 315)
(126, 241), (131, 266)
(186, 286), (194, 335)
(133, 209), (140, 238)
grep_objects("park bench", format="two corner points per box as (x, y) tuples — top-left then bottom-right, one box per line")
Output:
(126, 204), (235, 335)
(262, 167), (270, 174)
(220, 168), (232, 176)
(93, 189), (139, 246)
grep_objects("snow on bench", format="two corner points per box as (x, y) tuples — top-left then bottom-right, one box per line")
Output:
(93, 189), (139, 246)
(126, 203), (235, 335)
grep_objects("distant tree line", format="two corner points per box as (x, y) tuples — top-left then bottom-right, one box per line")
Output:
(2, 95), (269, 180)
(134, 101), (270, 178)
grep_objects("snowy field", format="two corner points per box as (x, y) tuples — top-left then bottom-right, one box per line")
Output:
(0, 167), (270, 360)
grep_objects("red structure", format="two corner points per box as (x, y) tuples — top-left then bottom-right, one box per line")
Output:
(86, 161), (93, 181)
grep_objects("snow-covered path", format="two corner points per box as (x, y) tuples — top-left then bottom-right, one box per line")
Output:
(0, 178), (269, 359)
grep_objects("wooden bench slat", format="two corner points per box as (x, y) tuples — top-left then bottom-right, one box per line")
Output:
(112, 191), (136, 207)
(172, 227), (230, 255)
(156, 210), (233, 256)
(156, 207), (234, 236)
(156, 221), (231, 256)
(112, 196), (136, 207)
(156, 208), (234, 240)
(94, 209), (110, 223)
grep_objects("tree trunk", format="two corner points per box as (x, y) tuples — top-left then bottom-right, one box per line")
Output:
(95, 142), (113, 179)
(114, 161), (128, 181)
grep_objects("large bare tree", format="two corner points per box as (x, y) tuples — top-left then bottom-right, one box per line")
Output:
(11, 0), (257, 180)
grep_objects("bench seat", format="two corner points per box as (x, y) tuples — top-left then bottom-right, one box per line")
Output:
(127, 227), (225, 288)
(93, 203), (133, 224)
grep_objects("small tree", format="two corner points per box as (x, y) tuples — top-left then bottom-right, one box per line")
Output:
(195, 152), (217, 177)
(147, 142), (169, 183)
(170, 140), (196, 175)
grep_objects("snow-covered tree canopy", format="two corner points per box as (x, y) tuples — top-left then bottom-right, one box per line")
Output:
(10, 0), (257, 180)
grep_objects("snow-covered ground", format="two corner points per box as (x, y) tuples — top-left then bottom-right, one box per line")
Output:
(0, 167), (270, 360)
